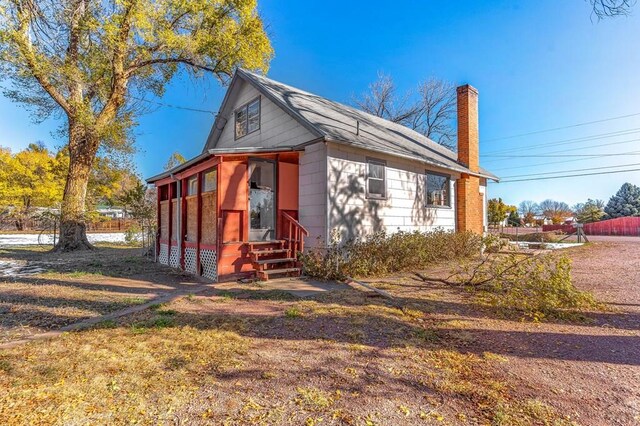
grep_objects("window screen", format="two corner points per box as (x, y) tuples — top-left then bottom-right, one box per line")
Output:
(187, 176), (198, 196)
(367, 159), (386, 198)
(202, 169), (217, 193)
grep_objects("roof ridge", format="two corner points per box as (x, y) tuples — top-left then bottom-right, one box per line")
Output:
(238, 68), (458, 158)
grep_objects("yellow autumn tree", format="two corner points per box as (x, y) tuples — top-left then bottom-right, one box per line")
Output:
(0, 143), (65, 229)
(0, 0), (273, 250)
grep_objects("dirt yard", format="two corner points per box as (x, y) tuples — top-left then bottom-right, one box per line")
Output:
(0, 241), (638, 425)
(0, 245), (204, 343)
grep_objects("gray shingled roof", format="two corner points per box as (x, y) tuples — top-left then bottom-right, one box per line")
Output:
(236, 69), (498, 181)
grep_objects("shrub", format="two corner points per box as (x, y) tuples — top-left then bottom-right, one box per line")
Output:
(300, 229), (482, 280)
(124, 224), (142, 245)
(501, 231), (562, 243)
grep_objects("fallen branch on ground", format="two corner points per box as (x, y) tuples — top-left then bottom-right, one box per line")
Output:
(344, 276), (395, 300)
(414, 253), (539, 287)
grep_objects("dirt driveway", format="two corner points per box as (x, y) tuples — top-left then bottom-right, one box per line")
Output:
(439, 240), (640, 425)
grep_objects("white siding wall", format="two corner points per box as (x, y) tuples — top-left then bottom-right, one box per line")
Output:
(480, 184), (488, 232)
(327, 142), (460, 241)
(215, 80), (317, 149)
(298, 142), (328, 246)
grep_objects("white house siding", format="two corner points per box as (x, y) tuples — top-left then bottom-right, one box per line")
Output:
(479, 184), (488, 232)
(298, 142), (328, 246)
(327, 142), (460, 241)
(214, 80), (317, 150)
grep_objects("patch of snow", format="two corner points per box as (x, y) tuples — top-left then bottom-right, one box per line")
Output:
(0, 233), (126, 246)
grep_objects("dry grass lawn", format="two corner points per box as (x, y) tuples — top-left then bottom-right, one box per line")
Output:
(1, 242), (638, 425)
(0, 245), (203, 342)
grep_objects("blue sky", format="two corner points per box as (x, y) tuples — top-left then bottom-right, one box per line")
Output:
(1, 0), (640, 206)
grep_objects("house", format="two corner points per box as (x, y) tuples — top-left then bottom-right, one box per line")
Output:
(146, 69), (499, 282)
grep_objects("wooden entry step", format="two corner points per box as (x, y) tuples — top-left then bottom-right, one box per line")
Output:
(253, 257), (297, 266)
(256, 267), (301, 281)
(249, 240), (301, 280)
(250, 248), (290, 256)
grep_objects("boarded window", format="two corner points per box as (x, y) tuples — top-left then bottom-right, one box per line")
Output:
(234, 97), (260, 139)
(202, 169), (217, 192)
(426, 172), (450, 207)
(366, 159), (386, 199)
(187, 176), (198, 196)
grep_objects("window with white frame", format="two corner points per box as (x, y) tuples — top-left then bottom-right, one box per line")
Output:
(235, 97), (260, 139)
(425, 172), (450, 207)
(366, 159), (386, 199)
(187, 176), (198, 196)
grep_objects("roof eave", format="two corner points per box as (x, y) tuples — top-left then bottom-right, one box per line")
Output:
(325, 138), (498, 181)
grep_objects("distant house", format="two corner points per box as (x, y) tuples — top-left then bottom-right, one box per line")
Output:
(96, 206), (126, 219)
(147, 69), (498, 281)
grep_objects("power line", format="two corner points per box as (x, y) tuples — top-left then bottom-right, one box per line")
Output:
(131, 95), (216, 115)
(484, 151), (640, 158)
(483, 111), (640, 143)
(499, 162), (640, 179)
(494, 167), (640, 183)
(482, 127), (640, 155)
(481, 137), (640, 164)
(488, 155), (612, 172)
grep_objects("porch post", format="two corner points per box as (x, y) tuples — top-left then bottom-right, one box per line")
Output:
(155, 186), (161, 259)
(196, 171), (202, 275)
(167, 182), (174, 250)
(180, 178), (187, 270)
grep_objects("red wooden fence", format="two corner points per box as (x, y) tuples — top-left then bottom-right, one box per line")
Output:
(543, 217), (640, 236)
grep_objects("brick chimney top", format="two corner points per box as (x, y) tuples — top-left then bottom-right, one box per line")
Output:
(456, 84), (479, 173)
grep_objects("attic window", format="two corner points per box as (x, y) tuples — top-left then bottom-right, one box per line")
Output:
(235, 97), (260, 139)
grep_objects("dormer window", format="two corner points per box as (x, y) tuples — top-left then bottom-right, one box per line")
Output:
(235, 97), (260, 139)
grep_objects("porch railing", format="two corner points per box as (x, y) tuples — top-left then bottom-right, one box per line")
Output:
(281, 211), (309, 261)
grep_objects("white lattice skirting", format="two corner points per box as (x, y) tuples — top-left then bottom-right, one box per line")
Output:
(169, 245), (180, 269)
(184, 247), (197, 274)
(200, 249), (217, 281)
(158, 243), (169, 265)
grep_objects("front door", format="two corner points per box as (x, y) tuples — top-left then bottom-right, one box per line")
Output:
(248, 159), (276, 241)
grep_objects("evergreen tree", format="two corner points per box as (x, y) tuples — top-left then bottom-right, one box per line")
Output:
(507, 209), (521, 226)
(574, 199), (605, 223)
(604, 183), (640, 218)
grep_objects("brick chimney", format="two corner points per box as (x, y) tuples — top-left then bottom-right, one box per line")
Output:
(456, 84), (484, 234)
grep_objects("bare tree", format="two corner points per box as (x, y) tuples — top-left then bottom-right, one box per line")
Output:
(354, 73), (418, 125)
(518, 200), (540, 225)
(413, 78), (457, 149)
(590, 0), (635, 18)
(354, 73), (456, 150)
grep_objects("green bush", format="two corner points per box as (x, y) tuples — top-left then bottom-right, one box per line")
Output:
(300, 229), (482, 280)
(124, 224), (142, 245)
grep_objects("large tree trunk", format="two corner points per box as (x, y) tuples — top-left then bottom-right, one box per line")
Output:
(54, 123), (98, 252)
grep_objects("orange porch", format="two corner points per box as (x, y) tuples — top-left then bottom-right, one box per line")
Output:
(154, 151), (307, 282)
